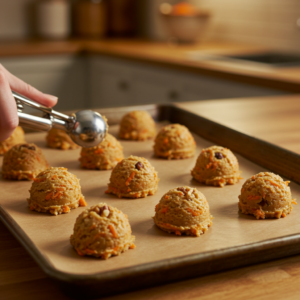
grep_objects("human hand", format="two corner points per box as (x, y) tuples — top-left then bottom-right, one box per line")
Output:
(0, 64), (58, 141)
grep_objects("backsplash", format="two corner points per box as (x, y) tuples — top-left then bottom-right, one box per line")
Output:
(0, 0), (300, 53)
(142, 0), (300, 53)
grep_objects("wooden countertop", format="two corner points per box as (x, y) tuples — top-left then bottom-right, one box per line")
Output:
(2, 94), (300, 300)
(1, 39), (300, 92)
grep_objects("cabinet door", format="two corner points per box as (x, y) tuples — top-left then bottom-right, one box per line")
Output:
(89, 56), (133, 108)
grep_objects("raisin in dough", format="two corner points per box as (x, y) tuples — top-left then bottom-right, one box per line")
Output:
(191, 146), (241, 187)
(2, 143), (49, 180)
(70, 203), (135, 259)
(238, 172), (296, 219)
(80, 133), (124, 170)
(46, 128), (80, 150)
(154, 124), (196, 159)
(119, 110), (156, 141)
(27, 167), (87, 215)
(153, 186), (213, 236)
(0, 126), (26, 155)
(106, 155), (159, 198)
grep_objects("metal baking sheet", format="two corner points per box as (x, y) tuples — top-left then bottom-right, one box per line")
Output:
(1, 104), (300, 298)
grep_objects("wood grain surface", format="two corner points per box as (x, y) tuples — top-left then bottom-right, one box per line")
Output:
(0, 39), (300, 92)
(2, 94), (300, 299)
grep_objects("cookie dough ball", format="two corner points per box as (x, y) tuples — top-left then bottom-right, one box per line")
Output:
(153, 186), (213, 236)
(27, 167), (87, 215)
(191, 146), (241, 187)
(119, 110), (156, 141)
(154, 124), (196, 159)
(2, 143), (49, 180)
(106, 155), (159, 198)
(0, 126), (25, 155)
(70, 203), (135, 259)
(46, 128), (80, 150)
(238, 172), (296, 219)
(80, 133), (124, 170)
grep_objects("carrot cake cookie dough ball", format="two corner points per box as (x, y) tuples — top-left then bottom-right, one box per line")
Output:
(106, 155), (159, 198)
(2, 143), (49, 180)
(46, 128), (80, 150)
(70, 203), (135, 259)
(153, 186), (213, 236)
(191, 146), (241, 187)
(154, 124), (196, 159)
(119, 110), (156, 141)
(80, 133), (124, 170)
(238, 172), (296, 219)
(0, 126), (25, 155)
(27, 167), (87, 215)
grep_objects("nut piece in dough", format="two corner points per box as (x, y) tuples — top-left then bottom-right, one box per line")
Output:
(106, 155), (159, 198)
(191, 146), (241, 187)
(27, 167), (87, 215)
(238, 172), (296, 219)
(70, 203), (135, 259)
(2, 143), (49, 180)
(153, 186), (213, 236)
(46, 128), (80, 150)
(0, 126), (26, 155)
(119, 110), (156, 141)
(80, 133), (124, 170)
(154, 124), (196, 159)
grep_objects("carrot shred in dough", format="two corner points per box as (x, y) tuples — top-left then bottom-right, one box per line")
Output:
(282, 212), (286, 218)
(266, 180), (281, 187)
(165, 195), (170, 200)
(108, 224), (118, 238)
(63, 206), (70, 213)
(79, 197), (87, 206)
(76, 248), (84, 256)
(45, 192), (53, 200)
(125, 172), (136, 186)
(129, 244), (136, 249)
(94, 148), (104, 154)
(255, 209), (265, 219)
(292, 199), (297, 205)
(33, 178), (45, 183)
(187, 208), (202, 216)
(160, 206), (168, 213)
(247, 195), (261, 201)
(285, 181), (290, 186)
(175, 231), (182, 236)
(85, 249), (96, 254)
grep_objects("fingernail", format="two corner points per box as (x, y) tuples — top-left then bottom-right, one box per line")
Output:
(45, 94), (58, 102)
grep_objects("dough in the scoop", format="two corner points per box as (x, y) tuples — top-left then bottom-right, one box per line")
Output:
(46, 128), (80, 150)
(70, 203), (135, 259)
(80, 133), (124, 170)
(2, 143), (49, 180)
(119, 110), (156, 141)
(106, 155), (159, 198)
(238, 172), (296, 219)
(191, 146), (241, 187)
(0, 126), (26, 155)
(27, 167), (87, 215)
(154, 124), (196, 159)
(153, 186), (213, 236)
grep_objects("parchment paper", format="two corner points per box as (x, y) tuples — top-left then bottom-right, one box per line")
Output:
(1, 125), (300, 276)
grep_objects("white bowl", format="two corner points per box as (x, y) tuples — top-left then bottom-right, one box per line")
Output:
(161, 12), (210, 43)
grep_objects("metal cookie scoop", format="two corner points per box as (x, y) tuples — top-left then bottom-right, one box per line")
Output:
(13, 91), (107, 148)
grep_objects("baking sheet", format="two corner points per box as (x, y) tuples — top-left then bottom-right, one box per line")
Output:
(1, 124), (300, 277)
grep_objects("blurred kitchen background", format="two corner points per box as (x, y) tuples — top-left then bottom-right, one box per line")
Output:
(0, 0), (300, 112)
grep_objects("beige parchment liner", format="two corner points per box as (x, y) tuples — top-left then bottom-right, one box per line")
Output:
(1, 125), (300, 276)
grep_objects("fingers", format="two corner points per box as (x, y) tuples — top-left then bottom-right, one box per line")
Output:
(0, 64), (58, 108)
(0, 69), (18, 141)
